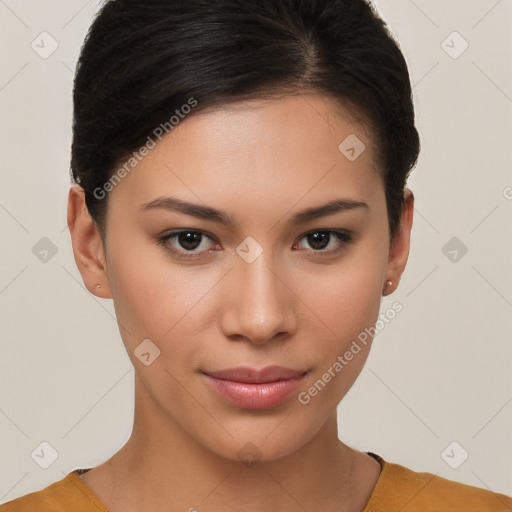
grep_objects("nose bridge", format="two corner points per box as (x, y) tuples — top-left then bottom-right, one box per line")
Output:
(220, 246), (296, 344)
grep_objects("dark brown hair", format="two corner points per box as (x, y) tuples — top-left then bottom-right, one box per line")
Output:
(71, 0), (420, 240)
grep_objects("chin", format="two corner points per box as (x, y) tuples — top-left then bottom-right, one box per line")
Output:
(198, 418), (320, 466)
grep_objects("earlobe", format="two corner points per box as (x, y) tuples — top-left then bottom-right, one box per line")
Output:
(382, 188), (414, 295)
(67, 185), (112, 298)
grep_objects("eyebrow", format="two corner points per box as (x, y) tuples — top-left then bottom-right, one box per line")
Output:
(140, 196), (369, 226)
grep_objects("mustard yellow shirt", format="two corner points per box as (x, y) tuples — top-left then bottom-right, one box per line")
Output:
(1, 453), (511, 511)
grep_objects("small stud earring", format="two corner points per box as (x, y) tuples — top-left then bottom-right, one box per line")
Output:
(96, 284), (102, 289)
(383, 280), (392, 295)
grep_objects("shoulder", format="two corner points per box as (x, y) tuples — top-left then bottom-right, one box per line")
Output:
(0, 470), (108, 512)
(365, 452), (512, 512)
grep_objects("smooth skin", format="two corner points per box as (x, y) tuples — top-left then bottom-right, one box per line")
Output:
(68, 92), (414, 512)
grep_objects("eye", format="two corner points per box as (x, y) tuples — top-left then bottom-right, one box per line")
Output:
(293, 230), (353, 255)
(158, 230), (220, 259)
(158, 228), (353, 260)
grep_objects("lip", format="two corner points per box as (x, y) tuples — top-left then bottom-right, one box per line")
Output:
(202, 366), (308, 410)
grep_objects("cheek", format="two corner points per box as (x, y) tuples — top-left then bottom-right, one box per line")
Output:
(107, 246), (169, 339)
(300, 241), (387, 345)
(296, 232), (388, 401)
(297, 274), (380, 414)
(106, 239), (219, 354)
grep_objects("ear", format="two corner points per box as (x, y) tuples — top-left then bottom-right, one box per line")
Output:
(382, 188), (414, 296)
(67, 185), (112, 298)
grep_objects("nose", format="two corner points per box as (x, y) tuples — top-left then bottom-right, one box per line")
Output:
(219, 251), (298, 345)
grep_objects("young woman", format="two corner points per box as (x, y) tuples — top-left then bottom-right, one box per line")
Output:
(2, 0), (511, 510)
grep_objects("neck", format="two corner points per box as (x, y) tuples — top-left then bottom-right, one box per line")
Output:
(81, 378), (380, 512)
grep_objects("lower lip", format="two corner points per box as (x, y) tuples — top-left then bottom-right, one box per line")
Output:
(204, 374), (305, 410)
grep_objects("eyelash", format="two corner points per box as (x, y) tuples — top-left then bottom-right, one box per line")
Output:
(157, 229), (354, 260)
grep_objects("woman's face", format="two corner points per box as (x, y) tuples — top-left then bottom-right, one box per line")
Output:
(73, 93), (412, 462)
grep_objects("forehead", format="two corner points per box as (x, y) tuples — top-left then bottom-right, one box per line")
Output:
(109, 93), (382, 217)
(170, 92), (376, 167)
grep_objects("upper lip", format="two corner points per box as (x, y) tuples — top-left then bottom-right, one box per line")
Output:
(203, 366), (308, 383)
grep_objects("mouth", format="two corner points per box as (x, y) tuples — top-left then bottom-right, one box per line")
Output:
(201, 366), (308, 410)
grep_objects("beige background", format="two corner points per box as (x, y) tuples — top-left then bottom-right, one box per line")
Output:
(1, 0), (511, 503)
